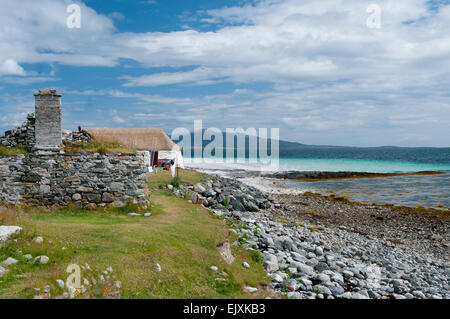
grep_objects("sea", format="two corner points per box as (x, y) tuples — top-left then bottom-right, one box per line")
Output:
(183, 146), (450, 211)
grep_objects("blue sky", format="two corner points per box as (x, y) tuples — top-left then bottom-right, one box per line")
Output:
(0, 0), (449, 147)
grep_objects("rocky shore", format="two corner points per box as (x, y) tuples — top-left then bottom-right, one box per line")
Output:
(170, 171), (449, 299)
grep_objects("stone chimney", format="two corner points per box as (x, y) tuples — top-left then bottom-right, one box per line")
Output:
(34, 89), (62, 149)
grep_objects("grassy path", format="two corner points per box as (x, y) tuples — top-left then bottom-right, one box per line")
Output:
(0, 169), (269, 299)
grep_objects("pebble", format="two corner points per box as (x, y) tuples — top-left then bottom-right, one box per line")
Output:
(34, 236), (44, 244)
(244, 286), (258, 294)
(210, 266), (218, 272)
(242, 262), (250, 269)
(128, 213), (141, 216)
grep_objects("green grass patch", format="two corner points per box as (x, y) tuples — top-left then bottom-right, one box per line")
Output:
(63, 140), (136, 154)
(0, 146), (29, 156)
(0, 170), (269, 299)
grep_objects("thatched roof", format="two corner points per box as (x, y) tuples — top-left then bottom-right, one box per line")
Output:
(87, 128), (180, 151)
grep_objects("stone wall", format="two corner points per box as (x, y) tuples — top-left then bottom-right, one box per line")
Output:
(0, 113), (36, 148)
(0, 152), (149, 209)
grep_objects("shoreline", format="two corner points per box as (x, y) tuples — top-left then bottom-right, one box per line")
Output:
(179, 168), (449, 299)
(185, 167), (449, 260)
(186, 167), (450, 214)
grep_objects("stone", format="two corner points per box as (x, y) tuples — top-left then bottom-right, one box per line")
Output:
(329, 285), (345, 296)
(102, 192), (114, 203)
(191, 192), (199, 204)
(128, 213), (140, 216)
(314, 285), (332, 295)
(352, 292), (370, 299)
(296, 263), (314, 276)
(1, 257), (19, 267)
(271, 273), (283, 283)
(144, 213), (152, 217)
(77, 186), (94, 193)
(244, 286), (258, 294)
(23, 254), (33, 260)
(72, 193), (82, 201)
(313, 273), (330, 284)
(56, 279), (65, 289)
(34, 236), (44, 244)
(314, 262), (329, 272)
(39, 185), (51, 194)
(243, 200), (259, 212)
(111, 200), (125, 208)
(110, 182), (124, 192)
(412, 290), (426, 299)
(230, 198), (245, 211)
(0, 226), (22, 242)
(87, 193), (101, 203)
(263, 254), (279, 273)
(34, 256), (49, 265)
(210, 266), (218, 272)
(193, 184), (206, 194)
(342, 270), (354, 278)
(242, 262), (250, 269)
(315, 246), (324, 256)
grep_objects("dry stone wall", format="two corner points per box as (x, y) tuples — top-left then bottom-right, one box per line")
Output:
(0, 113), (36, 148)
(0, 152), (149, 209)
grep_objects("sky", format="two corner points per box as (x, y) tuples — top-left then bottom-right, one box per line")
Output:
(0, 0), (449, 147)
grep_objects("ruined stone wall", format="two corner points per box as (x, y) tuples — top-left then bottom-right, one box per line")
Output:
(0, 113), (36, 148)
(0, 152), (149, 209)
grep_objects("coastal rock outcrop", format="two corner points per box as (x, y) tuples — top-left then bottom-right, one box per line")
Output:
(169, 175), (273, 212)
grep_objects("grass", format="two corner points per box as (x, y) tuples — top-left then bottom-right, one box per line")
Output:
(63, 141), (136, 154)
(148, 168), (206, 190)
(0, 168), (269, 299)
(0, 146), (29, 156)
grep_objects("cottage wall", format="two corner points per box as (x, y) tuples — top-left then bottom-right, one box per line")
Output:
(0, 152), (149, 209)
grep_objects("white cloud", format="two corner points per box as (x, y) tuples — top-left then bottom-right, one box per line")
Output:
(0, 59), (26, 76)
(0, 0), (449, 145)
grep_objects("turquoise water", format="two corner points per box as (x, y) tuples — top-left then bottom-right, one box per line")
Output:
(278, 158), (450, 211)
(185, 156), (450, 211)
(186, 157), (450, 173)
(277, 158), (450, 173)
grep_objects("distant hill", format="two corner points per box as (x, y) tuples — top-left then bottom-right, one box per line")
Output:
(171, 130), (450, 164)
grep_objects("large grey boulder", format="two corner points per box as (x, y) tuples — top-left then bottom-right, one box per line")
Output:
(230, 198), (244, 211)
(243, 200), (259, 212)
(193, 183), (206, 194)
